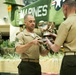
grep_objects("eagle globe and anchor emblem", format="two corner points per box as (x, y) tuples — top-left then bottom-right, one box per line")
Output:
(52, 0), (65, 11)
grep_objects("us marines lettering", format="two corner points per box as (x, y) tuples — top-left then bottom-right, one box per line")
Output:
(19, 5), (48, 18)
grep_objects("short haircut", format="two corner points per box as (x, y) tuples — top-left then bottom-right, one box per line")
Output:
(63, 0), (76, 7)
(24, 14), (33, 20)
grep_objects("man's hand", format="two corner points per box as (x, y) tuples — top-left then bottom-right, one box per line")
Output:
(50, 33), (57, 40)
(32, 38), (41, 45)
(45, 37), (52, 48)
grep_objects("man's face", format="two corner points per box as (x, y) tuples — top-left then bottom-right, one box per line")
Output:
(24, 15), (35, 32)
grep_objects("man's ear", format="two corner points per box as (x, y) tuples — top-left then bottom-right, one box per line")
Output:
(63, 4), (68, 10)
(24, 21), (26, 24)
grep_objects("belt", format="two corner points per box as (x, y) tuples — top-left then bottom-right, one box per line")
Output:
(64, 51), (76, 56)
(22, 58), (39, 63)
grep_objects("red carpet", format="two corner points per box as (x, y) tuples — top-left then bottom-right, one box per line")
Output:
(42, 73), (58, 75)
